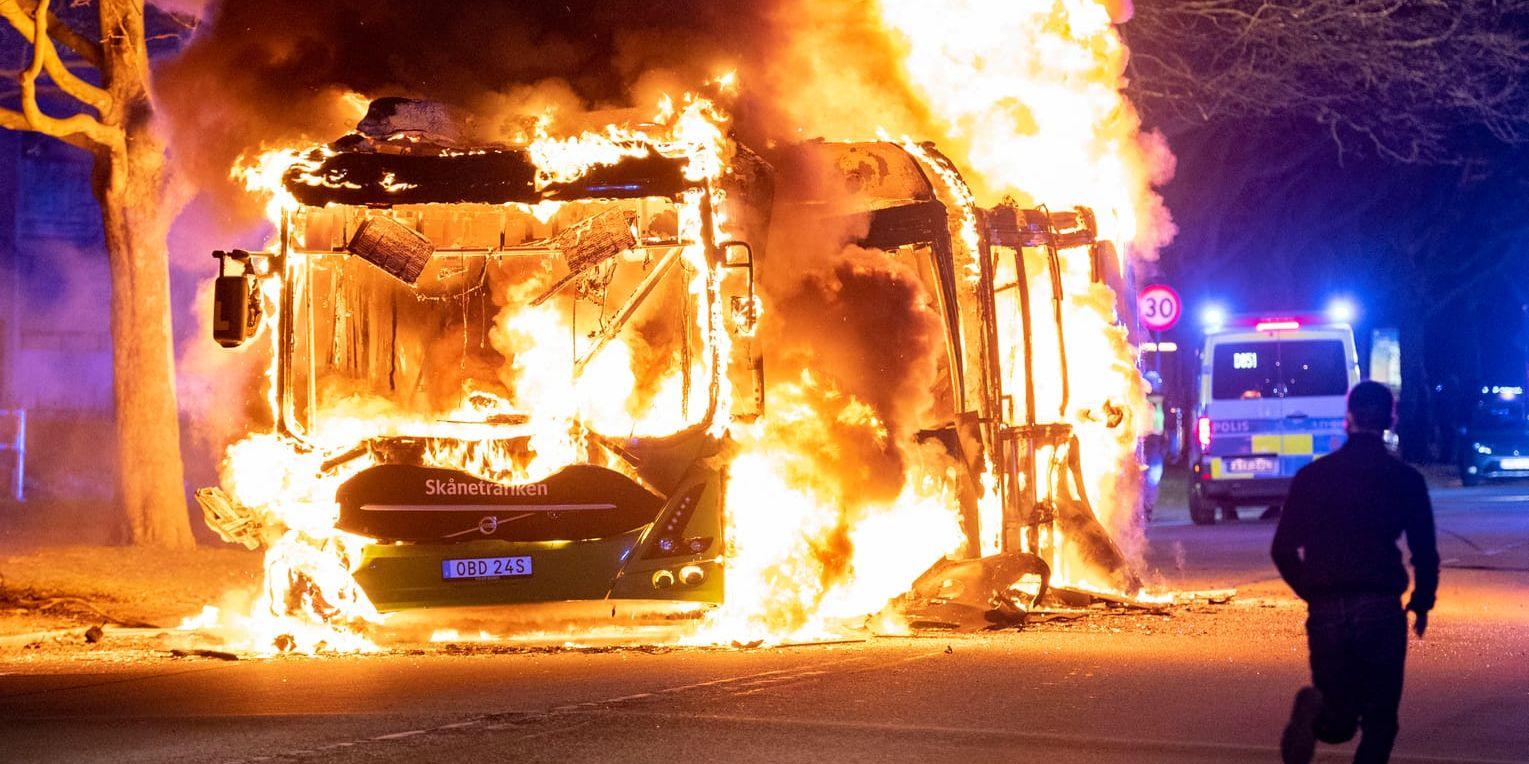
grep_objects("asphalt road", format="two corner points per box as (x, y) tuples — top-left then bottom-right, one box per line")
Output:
(3, 480), (1527, 763)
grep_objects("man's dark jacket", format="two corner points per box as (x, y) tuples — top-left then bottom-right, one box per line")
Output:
(1271, 432), (1440, 610)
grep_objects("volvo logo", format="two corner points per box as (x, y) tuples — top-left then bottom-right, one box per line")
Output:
(478, 516), (499, 535)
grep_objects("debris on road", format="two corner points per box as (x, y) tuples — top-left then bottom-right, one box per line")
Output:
(898, 552), (1050, 632)
(168, 648), (240, 661)
(1172, 589), (1237, 606)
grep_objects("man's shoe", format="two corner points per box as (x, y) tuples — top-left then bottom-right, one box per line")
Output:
(1281, 686), (1322, 764)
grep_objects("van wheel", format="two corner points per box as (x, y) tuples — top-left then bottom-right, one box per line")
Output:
(1189, 495), (1217, 525)
(1460, 469), (1481, 487)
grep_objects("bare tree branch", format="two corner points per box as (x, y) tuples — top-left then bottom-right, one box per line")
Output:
(0, 52), (93, 99)
(0, 0), (112, 114)
(13, 0), (119, 151)
(0, 102), (93, 149)
(0, 104), (28, 131)
(15, 0), (102, 67)
(1124, 0), (1529, 163)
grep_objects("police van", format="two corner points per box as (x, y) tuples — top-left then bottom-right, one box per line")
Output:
(1189, 317), (1361, 524)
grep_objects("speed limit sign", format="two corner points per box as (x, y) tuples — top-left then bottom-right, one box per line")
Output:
(1137, 284), (1181, 332)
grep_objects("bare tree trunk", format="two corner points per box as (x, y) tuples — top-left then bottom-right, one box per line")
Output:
(95, 0), (193, 548)
(95, 145), (192, 547)
(3, 0), (193, 545)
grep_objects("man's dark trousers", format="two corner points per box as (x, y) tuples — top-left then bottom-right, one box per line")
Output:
(1305, 593), (1408, 763)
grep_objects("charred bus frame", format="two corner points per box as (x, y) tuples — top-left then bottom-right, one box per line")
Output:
(201, 127), (1135, 619)
(203, 138), (764, 612)
(768, 141), (1136, 608)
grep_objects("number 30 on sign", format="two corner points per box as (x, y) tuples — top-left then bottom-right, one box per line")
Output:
(1137, 284), (1181, 332)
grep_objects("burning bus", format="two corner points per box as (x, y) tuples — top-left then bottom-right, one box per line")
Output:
(194, 96), (1144, 646)
(199, 97), (763, 621)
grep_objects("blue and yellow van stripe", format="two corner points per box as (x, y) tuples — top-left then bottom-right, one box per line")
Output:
(1206, 418), (1346, 479)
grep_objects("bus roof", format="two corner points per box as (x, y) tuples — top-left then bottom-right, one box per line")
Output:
(284, 143), (693, 207)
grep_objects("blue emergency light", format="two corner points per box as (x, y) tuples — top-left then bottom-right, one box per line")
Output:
(1326, 298), (1357, 324)
(1200, 304), (1228, 332)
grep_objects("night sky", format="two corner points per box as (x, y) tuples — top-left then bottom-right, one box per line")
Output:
(1151, 119), (1529, 386)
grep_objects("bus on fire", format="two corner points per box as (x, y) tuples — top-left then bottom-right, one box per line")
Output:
(198, 100), (1141, 626)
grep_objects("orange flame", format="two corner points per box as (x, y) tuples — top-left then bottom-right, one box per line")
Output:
(877, 0), (1168, 586)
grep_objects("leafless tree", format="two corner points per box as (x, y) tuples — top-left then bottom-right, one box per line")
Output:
(1125, 0), (1529, 163)
(0, 0), (193, 547)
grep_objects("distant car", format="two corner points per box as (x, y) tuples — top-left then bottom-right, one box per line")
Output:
(1189, 318), (1361, 524)
(1457, 388), (1529, 486)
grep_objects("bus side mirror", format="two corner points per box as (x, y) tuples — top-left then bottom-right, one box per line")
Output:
(211, 250), (267, 348)
(721, 241), (757, 335)
(718, 241), (763, 418)
(722, 241), (753, 269)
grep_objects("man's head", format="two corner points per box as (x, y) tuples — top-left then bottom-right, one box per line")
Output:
(1347, 381), (1395, 434)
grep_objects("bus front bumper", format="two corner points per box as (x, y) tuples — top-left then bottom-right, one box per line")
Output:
(355, 533), (723, 612)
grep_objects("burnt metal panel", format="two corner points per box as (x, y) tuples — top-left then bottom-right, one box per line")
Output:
(984, 204), (1097, 250)
(769, 140), (935, 211)
(859, 199), (950, 251)
(284, 147), (693, 207)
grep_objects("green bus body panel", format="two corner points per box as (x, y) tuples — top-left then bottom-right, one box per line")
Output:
(358, 534), (634, 611)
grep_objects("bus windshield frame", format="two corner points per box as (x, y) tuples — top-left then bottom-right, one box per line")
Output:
(274, 201), (723, 449)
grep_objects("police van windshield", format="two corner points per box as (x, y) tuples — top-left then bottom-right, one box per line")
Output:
(1212, 339), (1348, 400)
